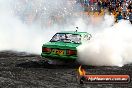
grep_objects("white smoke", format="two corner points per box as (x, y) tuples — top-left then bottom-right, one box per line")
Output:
(77, 18), (132, 67)
(0, 0), (79, 54)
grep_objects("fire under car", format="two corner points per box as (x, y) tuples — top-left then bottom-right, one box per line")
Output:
(41, 31), (92, 64)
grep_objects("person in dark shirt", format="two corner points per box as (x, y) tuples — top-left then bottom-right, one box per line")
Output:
(122, 12), (127, 20)
(102, 1), (108, 9)
(117, 12), (123, 21)
(129, 9), (132, 24)
(128, 2), (132, 11)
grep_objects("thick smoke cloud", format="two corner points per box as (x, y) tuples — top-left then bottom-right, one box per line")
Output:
(0, 0), (79, 54)
(77, 20), (132, 67)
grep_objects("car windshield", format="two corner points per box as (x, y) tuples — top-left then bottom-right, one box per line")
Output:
(50, 33), (81, 44)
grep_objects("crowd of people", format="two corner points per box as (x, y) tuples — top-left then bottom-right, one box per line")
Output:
(77, 0), (132, 24)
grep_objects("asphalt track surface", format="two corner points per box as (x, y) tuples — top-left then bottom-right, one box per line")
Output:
(0, 51), (131, 88)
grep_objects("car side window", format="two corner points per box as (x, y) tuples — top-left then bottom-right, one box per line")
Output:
(51, 34), (60, 41)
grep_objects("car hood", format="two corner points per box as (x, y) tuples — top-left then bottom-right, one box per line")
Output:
(43, 42), (80, 50)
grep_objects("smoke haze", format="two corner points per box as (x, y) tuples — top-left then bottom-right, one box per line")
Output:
(0, 0), (132, 66)
(0, 0), (79, 54)
(77, 20), (132, 67)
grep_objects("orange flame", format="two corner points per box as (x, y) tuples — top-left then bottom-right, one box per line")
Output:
(78, 65), (86, 76)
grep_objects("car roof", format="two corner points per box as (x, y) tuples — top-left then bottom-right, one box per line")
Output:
(56, 31), (89, 35)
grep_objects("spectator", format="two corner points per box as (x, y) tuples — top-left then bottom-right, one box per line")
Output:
(128, 2), (132, 11)
(112, 9), (118, 19)
(77, 0), (132, 24)
(102, 1), (108, 9)
(108, 4), (114, 12)
(129, 9), (132, 24)
(118, 6), (122, 12)
(97, 1), (102, 12)
(122, 2), (128, 14)
(122, 12), (127, 19)
(117, 12), (123, 21)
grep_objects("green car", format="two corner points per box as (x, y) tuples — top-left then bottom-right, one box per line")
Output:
(41, 31), (92, 63)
